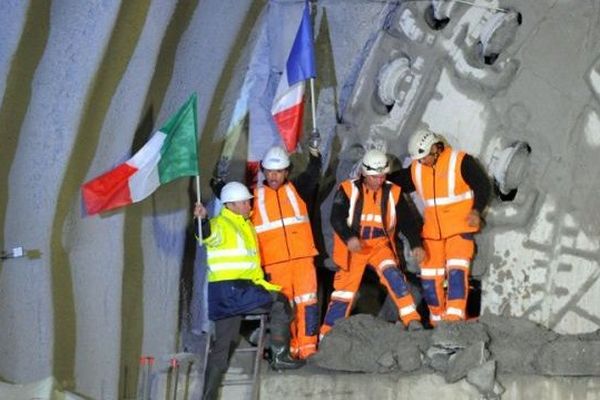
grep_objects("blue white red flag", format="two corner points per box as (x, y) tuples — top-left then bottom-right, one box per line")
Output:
(270, 1), (316, 153)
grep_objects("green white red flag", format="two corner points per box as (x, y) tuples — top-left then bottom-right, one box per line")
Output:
(82, 93), (199, 215)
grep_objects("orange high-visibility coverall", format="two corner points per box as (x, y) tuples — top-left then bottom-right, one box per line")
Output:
(411, 147), (478, 322)
(320, 179), (421, 336)
(252, 182), (319, 358)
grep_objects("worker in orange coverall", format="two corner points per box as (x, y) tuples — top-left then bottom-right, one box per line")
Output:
(389, 128), (491, 324)
(320, 149), (425, 336)
(250, 144), (321, 359)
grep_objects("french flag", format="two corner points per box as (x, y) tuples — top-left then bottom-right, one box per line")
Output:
(271, 1), (316, 153)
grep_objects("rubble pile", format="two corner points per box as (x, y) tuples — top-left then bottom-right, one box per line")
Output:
(312, 313), (600, 398)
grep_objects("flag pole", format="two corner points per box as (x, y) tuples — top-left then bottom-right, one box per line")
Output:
(195, 175), (203, 246)
(309, 78), (318, 136)
(308, 1), (319, 147)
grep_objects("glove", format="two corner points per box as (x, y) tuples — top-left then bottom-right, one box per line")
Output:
(323, 258), (340, 272)
(406, 246), (425, 274)
(209, 176), (225, 197)
(214, 157), (230, 180)
(308, 134), (321, 157)
(406, 260), (420, 274)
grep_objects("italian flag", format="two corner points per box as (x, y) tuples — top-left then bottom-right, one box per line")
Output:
(82, 93), (199, 215)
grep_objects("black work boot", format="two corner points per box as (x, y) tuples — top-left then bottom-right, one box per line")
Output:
(269, 343), (305, 370)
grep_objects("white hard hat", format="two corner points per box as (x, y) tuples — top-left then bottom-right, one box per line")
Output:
(408, 128), (440, 160)
(361, 149), (390, 175)
(261, 146), (290, 170)
(220, 182), (253, 203)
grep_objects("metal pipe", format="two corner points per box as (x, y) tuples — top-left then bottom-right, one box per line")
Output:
(170, 358), (180, 400)
(137, 356), (147, 400)
(452, 0), (507, 13)
(145, 356), (154, 400)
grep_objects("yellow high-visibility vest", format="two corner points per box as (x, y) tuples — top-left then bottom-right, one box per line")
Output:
(202, 207), (280, 292)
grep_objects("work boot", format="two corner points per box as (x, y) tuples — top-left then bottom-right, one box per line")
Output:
(269, 343), (305, 370)
(407, 320), (424, 331)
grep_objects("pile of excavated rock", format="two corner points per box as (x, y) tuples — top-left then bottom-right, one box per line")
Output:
(311, 313), (600, 399)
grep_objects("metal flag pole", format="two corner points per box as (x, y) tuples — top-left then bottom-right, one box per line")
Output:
(308, 0), (320, 148)
(193, 91), (204, 245)
(309, 78), (318, 137)
(195, 175), (203, 245)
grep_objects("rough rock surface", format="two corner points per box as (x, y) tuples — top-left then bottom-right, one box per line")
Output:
(480, 313), (558, 373)
(311, 314), (429, 373)
(535, 338), (600, 376)
(314, 313), (600, 397)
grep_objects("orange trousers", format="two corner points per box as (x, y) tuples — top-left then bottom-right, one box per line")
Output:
(320, 239), (420, 336)
(421, 234), (474, 323)
(264, 257), (318, 359)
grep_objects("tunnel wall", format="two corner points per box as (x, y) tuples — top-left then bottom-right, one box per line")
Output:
(2, 1), (600, 399)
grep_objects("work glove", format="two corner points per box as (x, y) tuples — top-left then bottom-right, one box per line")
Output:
(404, 246), (424, 274)
(323, 258), (340, 272)
(209, 176), (225, 197)
(405, 259), (420, 274)
(214, 157), (230, 181)
(308, 134), (321, 158)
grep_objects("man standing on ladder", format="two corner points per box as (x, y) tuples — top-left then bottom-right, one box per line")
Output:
(194, 181), (304, 400)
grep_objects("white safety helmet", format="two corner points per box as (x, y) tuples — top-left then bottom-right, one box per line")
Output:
(408, 128), (441, 160)
(220, 182), (253, 203)
(261, 146), (290, 170)
(361, 149), (390, 175)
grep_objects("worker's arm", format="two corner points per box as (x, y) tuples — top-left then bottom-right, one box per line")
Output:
(461, 154), (492, 228)
(293, 152), (322, 202)
(461, 154), (492, 213)
(395, 196), (422, 249)
(330, 186), (358, 243)
(387, 167), (416, 193)
(395, 195), (425, 263)
(193, 203), (212, 239)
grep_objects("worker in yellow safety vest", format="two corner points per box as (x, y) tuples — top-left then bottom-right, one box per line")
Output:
(194, 181), (304, 400)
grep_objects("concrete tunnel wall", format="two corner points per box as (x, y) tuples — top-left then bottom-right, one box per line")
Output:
(1, 0), (600, 399)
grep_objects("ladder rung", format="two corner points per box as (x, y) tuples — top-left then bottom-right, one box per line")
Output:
(242, 315), (263, 321)
(234, 348), (260, 353)
(220, 312), (267, 399)
(223, 379), (254, 386)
